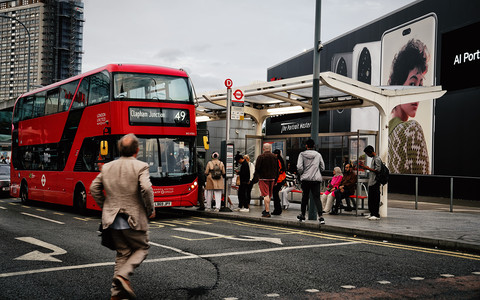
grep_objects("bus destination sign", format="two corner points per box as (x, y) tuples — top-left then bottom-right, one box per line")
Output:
(129, 107), (190, 127)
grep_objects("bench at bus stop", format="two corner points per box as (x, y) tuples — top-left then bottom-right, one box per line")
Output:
(289, 188), (368, 215)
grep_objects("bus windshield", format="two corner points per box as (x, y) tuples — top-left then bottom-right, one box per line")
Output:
(113, 73), (192, 103)
(136, 137), (195, 178)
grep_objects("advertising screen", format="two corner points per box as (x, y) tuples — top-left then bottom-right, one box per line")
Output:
(381, 13), (437, 175)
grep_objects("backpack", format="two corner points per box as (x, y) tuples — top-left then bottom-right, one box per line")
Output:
(211, 162), (222, 180)
(377, 161), (389, 185)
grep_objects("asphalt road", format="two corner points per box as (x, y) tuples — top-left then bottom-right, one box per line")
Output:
(1, 197), (479, 299)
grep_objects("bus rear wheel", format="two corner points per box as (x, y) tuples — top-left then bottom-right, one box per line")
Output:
(20, 184), (29, 205)
(74, 186), (87, 215)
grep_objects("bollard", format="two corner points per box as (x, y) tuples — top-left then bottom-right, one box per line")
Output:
(415, 177), (418, 210)
(450, 177), (454, 212)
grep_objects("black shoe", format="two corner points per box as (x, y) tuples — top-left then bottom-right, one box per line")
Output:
(329, 211), (338, 215)
(271, 211), (282, 215)
(297, 214), (306, 221)
(262, 211), (271, 218)
(319, 217), (325, 225)
(197, 207), (205, 211)
(344, 207), (352, 212)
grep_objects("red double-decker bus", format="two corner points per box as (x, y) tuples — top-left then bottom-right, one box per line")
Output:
(10, 64), (198, 212)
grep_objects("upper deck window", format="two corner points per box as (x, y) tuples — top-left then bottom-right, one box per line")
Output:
(113, 73), (192, 103)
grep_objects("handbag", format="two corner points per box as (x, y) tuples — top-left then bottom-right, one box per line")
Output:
(98, 223), (116, 250)
(236, 175), (241, 186)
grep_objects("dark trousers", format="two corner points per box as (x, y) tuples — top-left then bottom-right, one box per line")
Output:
(272, 181), (283, 213)
(334, 189), (353, 211)
(238, 183), (249, 208)
(197, 185), (205, 208)
(246, 182), (253, 206)
(300, 180), (322, 217)
(368, 182), (381, 217)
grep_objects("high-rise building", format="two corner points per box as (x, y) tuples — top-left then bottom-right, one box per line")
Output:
(0, 0), (84, 109)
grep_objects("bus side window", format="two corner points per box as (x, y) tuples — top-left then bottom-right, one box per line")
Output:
(22, 96), (34, 120)
(33, 92), (46, 118)
(72, 77), (89, 110)
(88, 71), (110, 105)
(59, 80), (79, 112)
(13, 97), (24, 123)
(45, 89), (59, 115)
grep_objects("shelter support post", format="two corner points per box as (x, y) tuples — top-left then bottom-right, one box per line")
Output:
(379, 106), (389, 217)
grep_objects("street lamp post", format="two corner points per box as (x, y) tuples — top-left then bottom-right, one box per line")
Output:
(0, 14), (31, 92)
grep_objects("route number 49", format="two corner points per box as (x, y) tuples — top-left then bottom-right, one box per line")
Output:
(175, 111), (186, 121)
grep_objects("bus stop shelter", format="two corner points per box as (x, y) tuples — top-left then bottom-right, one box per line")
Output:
(196, 72), (446, 217)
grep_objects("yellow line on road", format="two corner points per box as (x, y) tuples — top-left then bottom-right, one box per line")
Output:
(193, 217), (480, 261)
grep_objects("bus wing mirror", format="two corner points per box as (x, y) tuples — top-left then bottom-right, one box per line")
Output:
(203, 136), (209, 150)
(100, 141), (108, 156)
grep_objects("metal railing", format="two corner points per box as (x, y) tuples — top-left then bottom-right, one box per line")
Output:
(403, 174), (479, 212)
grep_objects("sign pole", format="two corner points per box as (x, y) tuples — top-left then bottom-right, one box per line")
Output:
(222, 79), (234, 212)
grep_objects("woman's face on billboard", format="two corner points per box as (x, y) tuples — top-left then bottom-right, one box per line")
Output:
(403, 67), (425, 86)
(399, 102), (419, 118)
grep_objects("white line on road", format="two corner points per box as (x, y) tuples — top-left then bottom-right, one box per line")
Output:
(0, 241), (358, 278)
(20, 212), (65, 225)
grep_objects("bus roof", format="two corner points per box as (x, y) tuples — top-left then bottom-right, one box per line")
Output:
(19, 64), (189, 98)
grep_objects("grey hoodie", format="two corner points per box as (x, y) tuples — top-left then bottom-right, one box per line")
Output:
(296, 149), (325, 182)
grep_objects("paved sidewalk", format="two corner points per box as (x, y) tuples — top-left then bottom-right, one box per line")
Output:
(174, 194), (480, 254)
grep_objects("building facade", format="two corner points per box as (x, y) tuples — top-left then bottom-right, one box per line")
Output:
(0, 0), (84, 109)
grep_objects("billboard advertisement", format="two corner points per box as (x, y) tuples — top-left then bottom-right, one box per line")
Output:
(381, 13), (437, 175)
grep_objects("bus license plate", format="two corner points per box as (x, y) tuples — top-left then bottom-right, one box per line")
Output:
(155, 201), (172, 207)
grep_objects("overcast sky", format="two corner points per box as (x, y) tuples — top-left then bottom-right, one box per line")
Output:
(82, 0), (415, 93)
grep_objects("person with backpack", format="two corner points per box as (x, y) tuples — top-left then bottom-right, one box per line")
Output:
(205, 152), (225, 211)
(360, 145), (382, 220)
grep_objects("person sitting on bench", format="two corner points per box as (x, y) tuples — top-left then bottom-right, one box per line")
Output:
(330, 163), (357, 214)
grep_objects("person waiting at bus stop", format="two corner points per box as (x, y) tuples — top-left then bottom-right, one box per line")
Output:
(205, 152), (225, 211)
(296, 139), (325, 224)
(272, 149), (286, 215)
(330, 163), (357, 215)
(254, 143), (279, 218)
(90, 133), (155, 300)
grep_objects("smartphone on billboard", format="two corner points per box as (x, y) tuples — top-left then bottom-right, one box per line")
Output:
(381, 13), (437, 175)
(351, 41), (381, 132)
(331, 52), (352, 78)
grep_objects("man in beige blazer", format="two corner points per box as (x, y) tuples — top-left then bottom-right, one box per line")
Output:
(90, 134), (155, 300)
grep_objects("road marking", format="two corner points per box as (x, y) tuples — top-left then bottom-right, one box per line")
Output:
(0, 241), (358, 278)
(440, 274), (455, 278)
(227, 220), (480, 261)
(173, 227), (283, 245)
(410, 277), (424, 281)
(74, 217), (92, 221)
(20, 212), (65, 225)
(378, 280), (391, 284)
(341, 285), (356, 289)
(305, 289), (319, 293)
(15, 237), (67, 262)
(0, 206), (6, 210)
(149, 242), (198, 257)
(266, 293), (280, 297)
(472, 271), (480, 275)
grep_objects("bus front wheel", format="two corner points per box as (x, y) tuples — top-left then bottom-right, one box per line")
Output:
(74, 186), (87, 215)
(20, 184), (29, 205)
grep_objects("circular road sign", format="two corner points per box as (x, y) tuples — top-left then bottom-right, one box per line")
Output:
(224, 78), (233, 88)
(233, 89), (244, 100)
